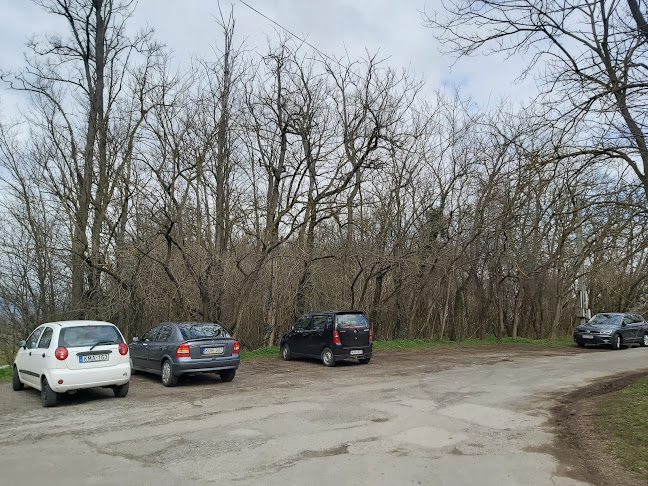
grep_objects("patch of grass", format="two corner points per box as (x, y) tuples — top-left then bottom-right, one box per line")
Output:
(239, 346), (280, 361)
(238, 336), (573, 360)
(0, 366), (12, 383)
(596, 376), (648, 481)
(373, 335), (573, 350)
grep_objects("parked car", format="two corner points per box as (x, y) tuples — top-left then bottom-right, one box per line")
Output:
(12, 320), (131, 407)
(129, 322), (239, 386)
(573, 312), (648, 349)
(280, 310), (373, 366)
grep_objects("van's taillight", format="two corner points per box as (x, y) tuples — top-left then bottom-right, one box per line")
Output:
(369, 329), (373, 343)
(233, 341), (240, 353)
(333, 331), (341, 344)
(118, 342), (129, 355)
(55, 347), (68, 360)
(175, 343), (190, 357)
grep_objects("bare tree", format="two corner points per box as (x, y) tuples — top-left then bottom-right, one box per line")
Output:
(425, 0), (648, 199)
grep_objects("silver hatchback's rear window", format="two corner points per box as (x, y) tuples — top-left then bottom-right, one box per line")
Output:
(59, 325), (123, 347)
(179, 323), (231, 340)
(335, 313), (370, 329)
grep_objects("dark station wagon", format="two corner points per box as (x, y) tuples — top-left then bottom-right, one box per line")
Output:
(280, 310), (373, 366)
(129, 322), (240, 386)
(573, 312), (648, 350)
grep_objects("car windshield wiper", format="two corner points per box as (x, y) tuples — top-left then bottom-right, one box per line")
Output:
(89, 340), (116, 350)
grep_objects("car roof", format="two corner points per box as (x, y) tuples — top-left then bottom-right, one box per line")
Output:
(156, 321), (223, 326)
(39, 320), (116, 328)
(302, 310), (365, 316)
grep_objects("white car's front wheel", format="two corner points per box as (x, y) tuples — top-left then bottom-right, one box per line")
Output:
(12, 366), (24, 391)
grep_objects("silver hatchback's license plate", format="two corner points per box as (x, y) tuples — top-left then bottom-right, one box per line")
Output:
(582, 334), (593, 339)
(350, 350), (363, 355)
(202, 347), (224, 355)
(79, 354), (109, 363)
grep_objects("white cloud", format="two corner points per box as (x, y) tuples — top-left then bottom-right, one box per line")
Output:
(0, 0), (538, 114)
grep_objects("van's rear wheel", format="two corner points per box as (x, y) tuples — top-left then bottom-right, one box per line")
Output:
(321, 348), (335, 367)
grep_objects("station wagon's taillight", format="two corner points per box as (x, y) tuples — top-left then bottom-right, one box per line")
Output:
(333, 331), (341, 344)
(233, 341), (240, 353)
(369, 330), (373, 343)
(175, 343), (190, 357)
(118, 342), (129, 355)
(55, 347), (68, 360)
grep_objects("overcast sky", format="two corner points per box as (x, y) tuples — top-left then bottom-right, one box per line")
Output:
(0, 0), (537, 114)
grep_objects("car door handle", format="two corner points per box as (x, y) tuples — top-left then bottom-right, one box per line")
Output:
(42, 353), (46, 358)
(28, 352), (32, 356)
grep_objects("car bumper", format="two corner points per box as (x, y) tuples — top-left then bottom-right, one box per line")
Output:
(574, 333), (612, 345)
(47, 362), (131, 393)
(333, 345), (372, 360)
(172, 356), (240, 375)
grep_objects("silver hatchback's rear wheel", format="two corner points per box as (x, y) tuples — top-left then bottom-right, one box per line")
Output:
(161, 360), (178, 387)
(321, 348), (335, 367)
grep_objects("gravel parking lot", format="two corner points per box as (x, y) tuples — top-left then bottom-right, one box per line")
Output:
(1, 345), (647, 486)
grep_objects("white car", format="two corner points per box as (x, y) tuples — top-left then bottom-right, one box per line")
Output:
(12, 320), (131, 407)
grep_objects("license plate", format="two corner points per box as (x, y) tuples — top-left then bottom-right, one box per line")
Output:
(202, 347), (224, 355)
(350, 350), (363, 356)
(79, 354), (109, 363)
(582, 334), (593, 339)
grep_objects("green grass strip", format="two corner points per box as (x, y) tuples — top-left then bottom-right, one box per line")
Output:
(0, 366), (12, 383)
(596, 376), (648, 481)
(238, 336), (574, 361)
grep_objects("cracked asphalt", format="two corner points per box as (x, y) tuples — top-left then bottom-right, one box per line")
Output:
(1, 344), (647, 486)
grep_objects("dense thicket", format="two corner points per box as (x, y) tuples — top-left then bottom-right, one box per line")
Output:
(1, 1), (647, 360)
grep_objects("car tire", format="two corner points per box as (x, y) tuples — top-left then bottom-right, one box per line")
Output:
(161, 360), (178, 387)
(113, 382), (129, 398)
(130, 358), (138, 375)
(640, 333), (648, 347)
(611, 333), (622, 350)
(219, 369), (236, 382)
(321, 348), (335, 367)
(577, 342), (585, 348)
(12, 366), (24, 391)
(281, 344), (292, 361)
(358, 357), (371, 364)
(41, 378), (58, 407)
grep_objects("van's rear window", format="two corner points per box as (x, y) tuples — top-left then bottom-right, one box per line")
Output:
(336, 314), (369, 329)
(59, 325), (123, 347)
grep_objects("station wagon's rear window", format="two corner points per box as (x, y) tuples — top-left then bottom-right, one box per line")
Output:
(59, 325), (123, 347)
(179, 323), (231, 339)
(335, 313), (370, 329)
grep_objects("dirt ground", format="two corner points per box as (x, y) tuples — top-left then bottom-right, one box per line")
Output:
(2, 343), (646, 485)
(239, 345), (648, 486)
(551, 369), (648, 486)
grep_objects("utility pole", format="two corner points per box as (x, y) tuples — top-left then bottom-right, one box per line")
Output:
(576, 201), (590, 325)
